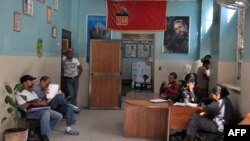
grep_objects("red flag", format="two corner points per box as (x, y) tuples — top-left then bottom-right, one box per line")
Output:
(107, 0), (167, 31)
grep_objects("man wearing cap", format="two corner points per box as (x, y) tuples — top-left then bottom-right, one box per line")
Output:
(16, 75), (63, 141)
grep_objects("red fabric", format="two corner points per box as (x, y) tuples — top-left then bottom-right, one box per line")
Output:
(159, 81), (180, 97)
(107, 0), (167, 31)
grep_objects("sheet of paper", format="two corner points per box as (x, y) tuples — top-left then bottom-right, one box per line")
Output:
(186, 102), (198, 107)
(149, 99), (167, 103)
(173, 102), (198, 107)
(46, 84), (59, 99)
(173, 102), (186, 106)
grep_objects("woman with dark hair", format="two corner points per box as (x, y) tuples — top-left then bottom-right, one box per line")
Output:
(183, 85), (235, 141)
(179, 73), (197, 103)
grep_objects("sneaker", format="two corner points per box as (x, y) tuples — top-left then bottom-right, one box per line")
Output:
(69, 104), (81, 114)
(74, 107), (81, 114)
(64, 129), (79, 135)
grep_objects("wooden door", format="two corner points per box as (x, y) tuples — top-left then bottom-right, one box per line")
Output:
(89, 40), (121, 109)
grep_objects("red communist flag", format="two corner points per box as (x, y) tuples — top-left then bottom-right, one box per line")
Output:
(107, 0), (167, 31)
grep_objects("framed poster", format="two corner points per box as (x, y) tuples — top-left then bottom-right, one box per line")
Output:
(86, 15), (111, 63)
(13, 11), (21, 32)
(124, 44), (137, 58)
(37, 0), (44, 3)
(163, 16), (190, 53)
(51, 26), (57, 38)
(23, 0), (33, 16)
(53, 0), (58, 11)
(46, 6), (52, 24)
(137, 44), (150, 58)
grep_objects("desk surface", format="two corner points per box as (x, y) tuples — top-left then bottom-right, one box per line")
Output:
(238, 118), (250, 125)
(125, 100), (170, 109)
(125, 91), (160, 100)
(124, 92), (199, 141)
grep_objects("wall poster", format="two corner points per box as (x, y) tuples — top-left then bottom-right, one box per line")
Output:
(86, 15), (111, 63)
(163, 16), (190, 53)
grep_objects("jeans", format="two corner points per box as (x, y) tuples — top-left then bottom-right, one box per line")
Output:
(27, 109), (62, 135)
(49, 95), (76, 126)
(65, 77), (79, 106)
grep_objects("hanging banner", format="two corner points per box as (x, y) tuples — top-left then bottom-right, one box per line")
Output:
(107, 0), (167, 31)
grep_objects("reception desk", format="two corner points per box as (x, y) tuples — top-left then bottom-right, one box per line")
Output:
(123, 100), (170, 140)
(123, 92), (199, 141)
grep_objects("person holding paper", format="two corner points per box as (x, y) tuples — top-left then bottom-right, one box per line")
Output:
(183, 85), (235, 141)
(16, 75), (62, 141)
(33, 76), (80, 135)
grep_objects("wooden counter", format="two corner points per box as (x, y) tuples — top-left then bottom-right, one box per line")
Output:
(123, 100), (170, 140)
(123, 92), (199, 141)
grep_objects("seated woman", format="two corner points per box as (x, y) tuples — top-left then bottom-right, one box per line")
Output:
(179, 73), (197, 103)
(159, 72), (180, 101)
(183, 85), (235, 141)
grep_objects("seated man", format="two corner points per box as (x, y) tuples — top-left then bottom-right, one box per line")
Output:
(16, 75), (62, 141)
(159, 72), (180, 101)
(33, 75), (80, 135)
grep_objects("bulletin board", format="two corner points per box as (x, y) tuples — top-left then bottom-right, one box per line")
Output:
(122, 34), (154, 59)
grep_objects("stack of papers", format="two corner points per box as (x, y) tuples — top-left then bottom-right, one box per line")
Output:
(173, 102), (198, 107)
(149, 99), (167, 103)
(46, 84), (59, 99)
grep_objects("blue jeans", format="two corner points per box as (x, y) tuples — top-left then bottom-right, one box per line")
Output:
(27, 109), (62, 135)
(65, 77), (79, 106)
(49, 95), (76, 126)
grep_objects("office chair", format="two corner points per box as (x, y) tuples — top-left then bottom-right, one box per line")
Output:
(19, 108), (41, 141)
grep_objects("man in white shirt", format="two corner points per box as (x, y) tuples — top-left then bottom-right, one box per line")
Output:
(62, 49), (82, 107)
(17, 75), (62, 141)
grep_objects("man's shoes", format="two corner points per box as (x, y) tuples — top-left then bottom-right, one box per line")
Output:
(64, 129), (79, 135)
(74, 107), (81, 114)
(40, 135), (50, 141)
(69, 104), (81, 114)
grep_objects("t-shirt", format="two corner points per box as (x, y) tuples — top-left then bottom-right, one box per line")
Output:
(16, 89), (39, 105)
(63, 57), (80, 78)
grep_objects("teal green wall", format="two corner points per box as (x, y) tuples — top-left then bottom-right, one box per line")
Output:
(0, 0), (71, 57)
(78, 0), (107, 58)
(200, 0), (213, 58)
(0, 0), (246, 61)
(78, 1), (201, 61)
(157, 1), (201, 61)
(243, 7), (250, 60)
(219, 7), (237, 61)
